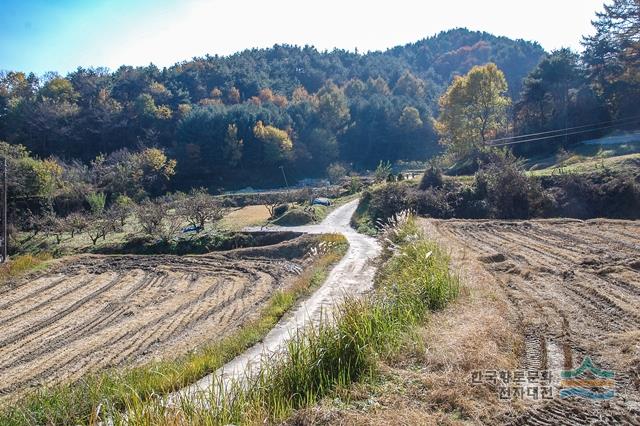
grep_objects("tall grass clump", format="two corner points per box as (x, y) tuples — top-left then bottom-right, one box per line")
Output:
(377, 211), (460, 311)
(0, 253), (52, 284)
(125, 212), (461, 425)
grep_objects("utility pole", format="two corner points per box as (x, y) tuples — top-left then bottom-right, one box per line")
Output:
(2, 158), (6, 263)
(279, 165), (289, 189)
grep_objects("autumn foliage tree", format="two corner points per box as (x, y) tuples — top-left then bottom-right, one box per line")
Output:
(435, 63), (511, 158)
(253, 121), (293, 164)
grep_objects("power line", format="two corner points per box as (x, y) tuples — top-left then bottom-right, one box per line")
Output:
(488, 121), (640, 148)
(489, 123), (628, 147)
(486, 115), (640, 146)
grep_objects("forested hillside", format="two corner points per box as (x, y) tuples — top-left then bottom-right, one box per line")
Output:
(0, 28), (545, 189)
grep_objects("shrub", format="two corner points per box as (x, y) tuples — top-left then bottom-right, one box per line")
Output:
(419, 162), (444, 190)
(349, 176), (363, 194)
(271, 208), (315, 226)
(272, 203), (289, 218)
(362, 151), (640, 223)
(366, 183), (410, 222)
(326, 162), (348, 184)
(408, 187), (454, 218)
(474, 152), (548, 219)
(374, 160), (393, 183)
(85, 192), (106, 215)
(549, 171), (640, 219)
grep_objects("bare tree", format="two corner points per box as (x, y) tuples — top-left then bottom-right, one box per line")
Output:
(85, 216), (112, 245)
(136, 200), (165, 237)
(41, 212), (66, 244)
(135, 198), (181, 242)
(111, 195), (134, 227)
(258, 193), (285, 218)
(64, 212), (88, 238)
(159, 212), (183, 243)
(176, 188), (223, 232)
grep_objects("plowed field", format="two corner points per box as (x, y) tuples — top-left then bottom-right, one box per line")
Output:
(0, 247), (307, 400)
(431, 219), (640, 424)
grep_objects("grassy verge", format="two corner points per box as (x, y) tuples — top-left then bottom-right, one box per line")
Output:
(528, 152), (640, 176)
(0, 253), (52, 285)
(121, 214), (460, 425)
(0, 234), (347, 426)
(350, 193), (377, 236)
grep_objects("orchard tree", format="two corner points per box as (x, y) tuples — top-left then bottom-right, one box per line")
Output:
(176, 188), (224, 232)
(64, 212), (88, 238)
(111, 194), (134, 226)
(136, 199), (165, 237)
(435, 63), (511, 158)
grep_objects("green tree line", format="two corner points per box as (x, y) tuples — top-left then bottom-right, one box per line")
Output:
(0, 29), (545, 188)
(436, 0), (640, 160)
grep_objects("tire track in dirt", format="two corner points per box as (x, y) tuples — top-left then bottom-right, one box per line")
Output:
(0, 276), (68, 312)
(0, 273), (126, 349)
(0, 273), (163, 370)
(431, 219), (640, 425)
(0, 273), (157, 369)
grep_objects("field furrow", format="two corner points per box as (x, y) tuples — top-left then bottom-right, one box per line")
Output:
(431, 219), (640, 425)
(0, 247), (308, 399)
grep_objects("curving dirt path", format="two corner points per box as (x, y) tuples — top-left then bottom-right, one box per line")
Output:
(171, 199), (380, 403)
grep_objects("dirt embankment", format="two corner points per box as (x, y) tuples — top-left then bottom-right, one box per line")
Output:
(431, 219), (640, 425)
(0, 236), (316, 401)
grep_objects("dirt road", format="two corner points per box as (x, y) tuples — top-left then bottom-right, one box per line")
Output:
(430, 219), (640, 425)
(172, 199), (380, 402)
(0, 243), (310, 400)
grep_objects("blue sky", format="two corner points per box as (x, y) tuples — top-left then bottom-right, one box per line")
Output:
(1, 0), (605, 75)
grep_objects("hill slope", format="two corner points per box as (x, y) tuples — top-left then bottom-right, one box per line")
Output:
(0, 28), (545, 188)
